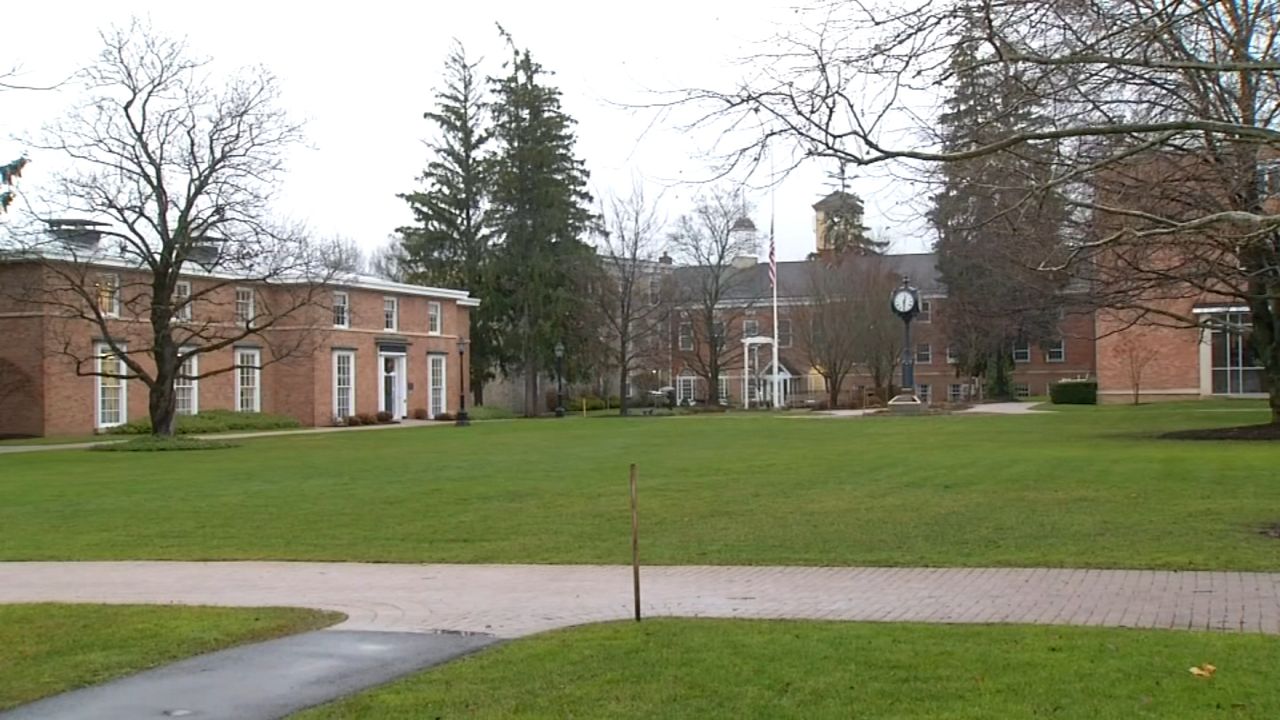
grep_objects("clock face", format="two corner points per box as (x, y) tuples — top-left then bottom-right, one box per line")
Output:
(892, 290), (916, 314)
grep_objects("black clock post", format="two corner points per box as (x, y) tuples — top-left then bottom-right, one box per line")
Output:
(888, 275), (923, 412)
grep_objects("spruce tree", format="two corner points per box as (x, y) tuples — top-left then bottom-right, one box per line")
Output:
(929, 27), (1066, 399)
(397, 42), (500, 404)
(487, 37), (599, 416)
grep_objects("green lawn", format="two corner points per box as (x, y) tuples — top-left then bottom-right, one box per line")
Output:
(0, 604), (339, 710)
(294, 619), (1280, 719)
(1, 401), (1277, 570)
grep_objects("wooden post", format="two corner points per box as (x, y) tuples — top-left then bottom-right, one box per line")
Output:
(630, 463), (641, 622)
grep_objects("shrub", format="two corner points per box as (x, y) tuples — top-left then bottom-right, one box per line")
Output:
(92, 437), (239, 452)
(468, 405), (516, 421)
(434, 411), (455, 422)
(1050, 379), (1098, 405)
(106, 410), (302, 435)
(356, 412), (378, 426)
(345, 415), (364, 426)
(607, 395), (621, 408)
(375, 411), (394, 423)
(411, 408), (430, 420)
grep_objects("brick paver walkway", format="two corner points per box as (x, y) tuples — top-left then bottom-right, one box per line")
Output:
(3, 562), (1278, 638)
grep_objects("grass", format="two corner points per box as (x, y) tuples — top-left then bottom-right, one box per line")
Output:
(0, 603), (339, 711)
(0, 400), (1277, 570)
(294, 619), (1280, 719)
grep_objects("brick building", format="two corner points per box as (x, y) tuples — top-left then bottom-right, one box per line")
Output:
(0, 256), (478, 437)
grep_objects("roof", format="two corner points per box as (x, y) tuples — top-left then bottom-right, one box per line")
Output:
(812, 191), (862, 212)
(670, 252), (943, 304)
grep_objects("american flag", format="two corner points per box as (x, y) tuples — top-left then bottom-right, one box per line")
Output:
(768, 216), (777, 290)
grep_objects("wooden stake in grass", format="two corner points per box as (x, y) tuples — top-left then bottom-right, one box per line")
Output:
(630, 462), (641, 622)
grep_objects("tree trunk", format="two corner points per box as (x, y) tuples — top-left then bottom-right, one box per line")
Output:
(827, 374), (843, 409)
(523, 355), (539, 418)
(618, 361), (630, 417)
(1268, 366), (1280, 425)
(472, 380), (485, 408)
(149, 381), (178, 438)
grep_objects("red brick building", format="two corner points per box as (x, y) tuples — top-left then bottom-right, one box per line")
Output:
(0, 257), (478, 437)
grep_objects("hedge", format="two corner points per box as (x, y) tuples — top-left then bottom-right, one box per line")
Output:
(106, 409), (302, 435)
(1049, 380), (1098, 405)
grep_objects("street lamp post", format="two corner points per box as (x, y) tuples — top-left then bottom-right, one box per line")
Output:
(888, 275), (923, 412)
(456, 338), (470, 427)
(554, 341), (566, 418)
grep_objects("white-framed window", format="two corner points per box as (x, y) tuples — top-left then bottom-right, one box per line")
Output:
(778, 319), (793, 348)
(647, 278), (661, 306)
(235, 287), (255, 327)
(948, 383), (965, 402)
(333, 291), (349, 328)
(918, 299), (932, 323)
(1013, 341), (1031, 363)
(235, 348), (261, 413)
(1258, 158), (1280, 197)
(383, 297), (398, 331)
(97, 273), (121, 318)
(429, 353), (447, 418)
(915, 343), (932, 364)
(717, 376), (730, 405)
(428, 301), (442, 334)
(1013, 382), (1031, 399)
(917, 384), (931, 404)
(743, 318), (759, 337)
(333, 350), (355, 420)
(676, 372), (698, 405)
(946, 345), (959, 364)
(175, 350), (198, 416)
(678, 322), (693, 351)
(95, 342), (127, 429)
(174, 281), (192, 322)
(1044, 339), (1066, 363)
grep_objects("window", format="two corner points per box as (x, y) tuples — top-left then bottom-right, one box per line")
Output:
(948, 383), (965, 402)
(1258, 158), (1280, 197)
(946, 345), (959, 364)
(95, 342), (127, 428)
(1013, 341), (1031, 363)
(333, 292), (349, 328)
(235, 287), (255, 327)
(778, 319), (793, 348)
(647, 279), (661, 306)
(175, 351), (198, 416)
(676, 373), (698, 405)
(712, 320), (725, 341)
(1209, 312), (1264, 394)
(428, 301), (442, 334)
(383, 297), (398, 331)
(333, 351), (355, 420)
(1044, 339), (1065, 363)
(1013, 382), (1031, 399)
(918, 299), (932, 323)
(235, 348), (261, 413)
(717, 377), (730, 405)
(917, 384), (931, 404)
(429, 354), (447, 417)
(174, 281), (192, 322)
(97, 274), (120, 317)
(678, 323), (693, 351)
(915, 343), (932, 364)
(743, 318), (759, 337)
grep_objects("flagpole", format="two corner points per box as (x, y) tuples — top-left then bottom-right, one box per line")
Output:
(770, 199), (780, 410)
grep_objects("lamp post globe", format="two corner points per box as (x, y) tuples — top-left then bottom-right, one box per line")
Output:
(455, 338), (470, 427)
(554, 341), (566, 418)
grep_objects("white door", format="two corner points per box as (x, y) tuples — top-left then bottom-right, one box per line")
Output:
(380, 353), (407, 418)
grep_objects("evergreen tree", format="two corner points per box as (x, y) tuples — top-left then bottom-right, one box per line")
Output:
(928, 26), (1067, 399)
(397, 42), (500, 404)
(818, 163), (885, 255)
(487, 35), (599, 416)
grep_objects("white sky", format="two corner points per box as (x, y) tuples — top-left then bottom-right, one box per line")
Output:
(4, 1), (932, 261)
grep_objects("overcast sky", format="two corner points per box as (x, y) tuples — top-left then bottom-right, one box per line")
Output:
(5, 1), (933, 262)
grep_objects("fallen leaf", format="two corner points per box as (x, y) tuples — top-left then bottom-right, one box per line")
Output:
(1189, 663), (1217, 678)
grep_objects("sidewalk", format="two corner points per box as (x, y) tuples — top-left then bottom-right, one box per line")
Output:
(3, 561), (1277, 638)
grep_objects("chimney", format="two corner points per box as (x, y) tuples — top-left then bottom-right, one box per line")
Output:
(658, 251), (673, 265)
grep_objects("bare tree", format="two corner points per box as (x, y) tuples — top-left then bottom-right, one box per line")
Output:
(1117, 331), (1162, 405)
(669, 187), (756, 403)
(5, 22), (336, 437)
(593, 184), (670, 415)
(793, 256), (899, 407)
(681, 0), (1280, 424)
